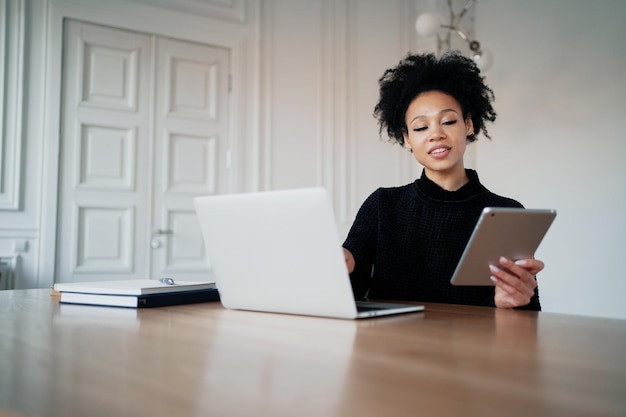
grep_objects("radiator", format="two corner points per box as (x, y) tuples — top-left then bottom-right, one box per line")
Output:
(0, 255), (19, 290)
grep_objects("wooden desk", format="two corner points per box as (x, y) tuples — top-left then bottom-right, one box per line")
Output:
(1, 289), (625, 417)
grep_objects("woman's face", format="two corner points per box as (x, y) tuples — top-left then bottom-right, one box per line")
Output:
(403, 90), (473, 184)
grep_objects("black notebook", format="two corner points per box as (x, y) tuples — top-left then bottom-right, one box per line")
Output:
(59, 288), (220, 308)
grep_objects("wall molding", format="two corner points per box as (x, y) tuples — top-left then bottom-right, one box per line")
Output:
(325, 0), (350, 228)
(127, 0), (246, 23)
(0, 0), (25, 210)
(258, 0), (273, 191)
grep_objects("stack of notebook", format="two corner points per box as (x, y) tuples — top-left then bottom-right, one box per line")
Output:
(53, 279), (219, 308)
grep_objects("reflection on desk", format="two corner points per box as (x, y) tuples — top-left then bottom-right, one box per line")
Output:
(0, 289), (625, 417)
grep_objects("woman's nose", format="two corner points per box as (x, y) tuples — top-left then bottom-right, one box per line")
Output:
(428, 125), (445, 141)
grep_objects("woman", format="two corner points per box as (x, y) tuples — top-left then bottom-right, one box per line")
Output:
(342, 52), (542, 310)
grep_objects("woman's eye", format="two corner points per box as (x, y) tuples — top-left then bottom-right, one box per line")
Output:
(443, 120), (458, 126)
(413, 126), (427, 132)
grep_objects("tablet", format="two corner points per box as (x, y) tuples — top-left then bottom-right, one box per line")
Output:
(450, 207), (557, 286)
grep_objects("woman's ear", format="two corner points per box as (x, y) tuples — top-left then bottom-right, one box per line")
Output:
(465, 115), (474, 137)
(402, 132), (412, 152)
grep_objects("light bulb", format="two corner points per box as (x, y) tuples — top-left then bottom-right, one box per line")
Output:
(473, 48), (493, 71)
(415, 13), (441, 37)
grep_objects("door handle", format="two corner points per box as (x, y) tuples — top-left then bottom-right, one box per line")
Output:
(151, 229), (173, 250)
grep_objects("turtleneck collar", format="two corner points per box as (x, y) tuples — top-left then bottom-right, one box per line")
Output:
(416, 169), (488, 202)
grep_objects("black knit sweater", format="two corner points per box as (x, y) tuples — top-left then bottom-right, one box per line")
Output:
(343, 169), (541, 310)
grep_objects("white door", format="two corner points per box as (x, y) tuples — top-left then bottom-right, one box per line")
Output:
(56, 20), (230, 283)
(150, 37), (230, 281)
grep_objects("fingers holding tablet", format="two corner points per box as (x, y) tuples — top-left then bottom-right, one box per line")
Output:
(491, 256), (540, 308)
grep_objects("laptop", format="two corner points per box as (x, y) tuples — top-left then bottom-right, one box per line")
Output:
(193, 187), (424, 319)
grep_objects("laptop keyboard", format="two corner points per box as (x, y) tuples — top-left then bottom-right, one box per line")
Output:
(356, 302), (390, 312)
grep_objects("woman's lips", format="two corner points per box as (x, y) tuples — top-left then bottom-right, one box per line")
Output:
(429, 146), (451, 159)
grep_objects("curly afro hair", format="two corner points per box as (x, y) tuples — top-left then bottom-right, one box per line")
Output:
(373, 51), (496, 145)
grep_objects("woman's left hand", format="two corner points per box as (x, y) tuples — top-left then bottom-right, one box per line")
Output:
(490, 257), (544, 309)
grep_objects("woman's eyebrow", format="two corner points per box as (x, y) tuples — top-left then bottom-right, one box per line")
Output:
(409, 108), (459, 124)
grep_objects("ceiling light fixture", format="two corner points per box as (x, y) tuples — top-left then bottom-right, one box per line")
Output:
(415, 0), (493, 71)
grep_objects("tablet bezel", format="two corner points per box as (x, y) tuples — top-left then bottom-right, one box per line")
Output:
(450, 207), (557, 286)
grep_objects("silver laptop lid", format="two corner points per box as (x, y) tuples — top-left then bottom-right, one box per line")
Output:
(194, 188), (359, 319)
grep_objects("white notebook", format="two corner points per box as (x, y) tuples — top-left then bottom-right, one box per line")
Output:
(53, 279), (215, 296)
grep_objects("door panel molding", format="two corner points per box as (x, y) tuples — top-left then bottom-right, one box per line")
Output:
(166, 56), (220, 120)
(165, 131), (219, 195)
(80, 44), (140, 111)
(78, 124), (137, 191)
(163, 209), (209, 272)
(73, 205), (135, 273)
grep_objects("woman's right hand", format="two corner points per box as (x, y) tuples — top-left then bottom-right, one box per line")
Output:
(343, 248), (355, 273)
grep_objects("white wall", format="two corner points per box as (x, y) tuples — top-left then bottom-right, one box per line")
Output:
(261, 0), (417, 230)
(474, 0), (626, 319)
